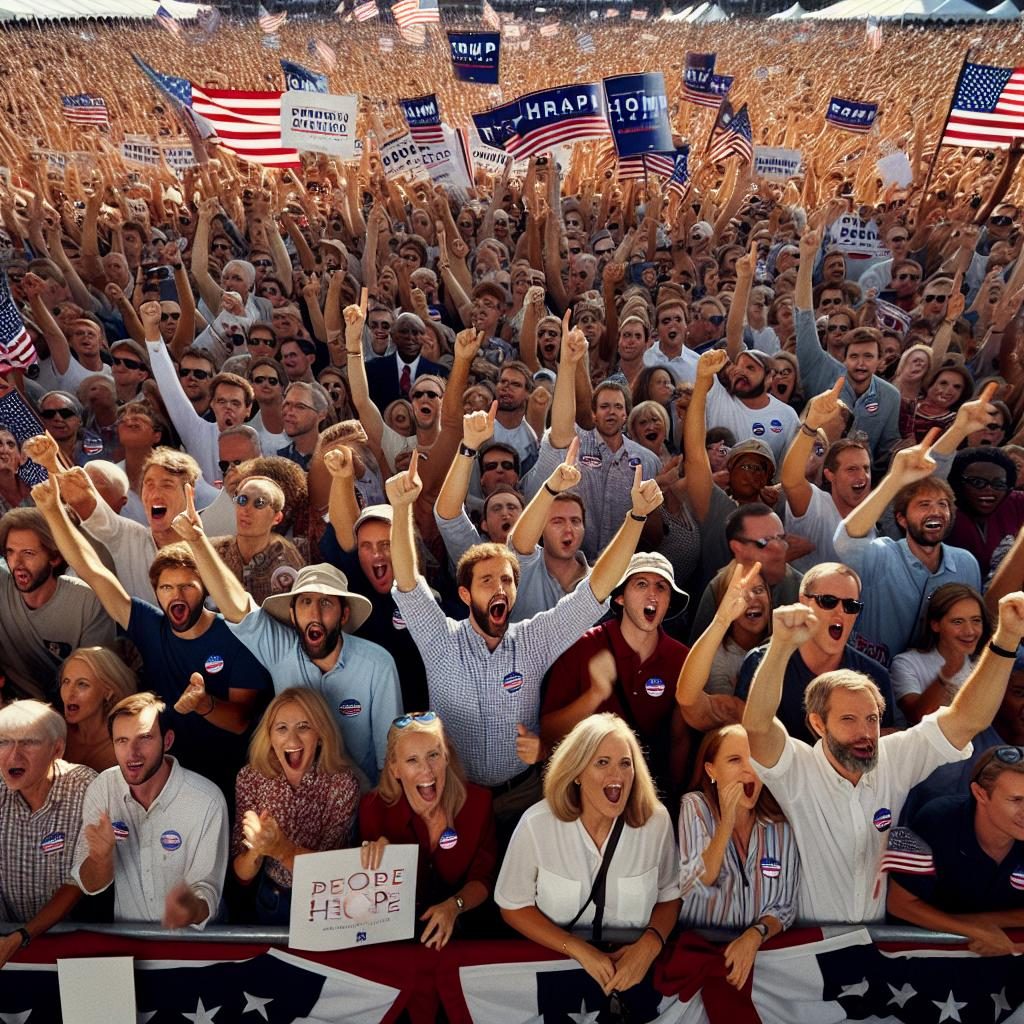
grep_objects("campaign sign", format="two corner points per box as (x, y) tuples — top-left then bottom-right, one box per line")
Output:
(603, 72), (672, 157)
(281, 59), (328, 94)
(161, 144), (197, 173)
(289, 844), (418, 951)
(399, 93), (442, 134)
(121, 137), (160, 166)
(471, 98), (523, 152)
(379, 132), (426, 181)
(828, 213), (886, 257)
(825, 96), (878, 132)
(684, 51), (716, 93)
(753, 146), (802, 181)
(281, 91), (358, 159)
(418, 126), (474, 189)
(448, 31), (501, 84)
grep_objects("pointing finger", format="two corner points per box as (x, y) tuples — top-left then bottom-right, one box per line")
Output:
(566, 435), (580, 467)
(831, 376), (845, 398)
(979, 381), (999, 404)
(408, 449), (419, 480)
(633, 463), (642, 490)
(487, 399), (498, 425)
(742, 561), (762, 587)
(185, 483), (196, 519)
(359, 287), (367, 316)
(189, 671), (203, 688)
(562, 308), (572, 335)
(921, 427), (942, 450)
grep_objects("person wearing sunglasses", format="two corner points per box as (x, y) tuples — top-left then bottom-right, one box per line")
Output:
(38, 391), (85, 467)
(359, 711), (497, 950)
(743, 584), (1024, 926)
(734, 563), (895, 745)
(948, 447), (1023, 576)
(888, 743), (1024, 955)
(108, 340), (151, 405)
(175, 349), (216, 419)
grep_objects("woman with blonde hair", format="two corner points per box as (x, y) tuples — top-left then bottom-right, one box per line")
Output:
(359, 711), (497, 949)
(59, 646), (138, 772)
(496, 713), (680, 998)
(233, 687), (360, 924)
(628, 401), (673, 467)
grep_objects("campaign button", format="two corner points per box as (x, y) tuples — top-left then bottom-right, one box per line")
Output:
(439, 828), (458, 850)
(339, 699), (362, 717)
(760, 856), (781, 879)
(503, 671), (524, 694)
(644, 677), (665, 697)
(113, 821), (130, 842)
(40, 831), (65, 854)
(204, 654), (224, 675)
(160, 830), (183, 851)
(873, 807), (892, 832)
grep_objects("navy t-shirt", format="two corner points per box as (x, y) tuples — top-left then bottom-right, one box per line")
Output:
(126, 599), (272, 796)
(736, 643), (895, 745)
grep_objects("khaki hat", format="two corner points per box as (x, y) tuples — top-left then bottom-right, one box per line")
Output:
(354, 504), (393, 534)
(261, 563), (372, 634)
(726, 438), (777, 474)
(614, 551), (689, 612)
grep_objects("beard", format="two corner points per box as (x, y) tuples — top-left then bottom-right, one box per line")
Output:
(12, 564), (53, 594)
(732, 378), (766, 399)
(826, 730), (878, 774)
(300, 621), (343, 661)
(470, 598), (509, 639)
(163, 598), (205, 634)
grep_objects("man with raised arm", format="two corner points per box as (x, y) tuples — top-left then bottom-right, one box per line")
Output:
(387, 450), (663, 839)
(741, 591), (1024, 924)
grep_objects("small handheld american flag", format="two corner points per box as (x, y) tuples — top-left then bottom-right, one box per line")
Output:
(878, 826), (936, 876)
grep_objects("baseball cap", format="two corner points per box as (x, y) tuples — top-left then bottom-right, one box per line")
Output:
(726, 438), (777, 474)
(354, 504), (394, 534)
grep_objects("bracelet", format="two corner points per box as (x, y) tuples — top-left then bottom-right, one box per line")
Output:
(644, 926), (666, 951)
(630, 512), (648, 523)
(198, 694), (215, 717)
(799, 422), (819, 438)
(989, 639), (1019, 659)
(543, 482), (559, 496)
(459, 443), (477, 459)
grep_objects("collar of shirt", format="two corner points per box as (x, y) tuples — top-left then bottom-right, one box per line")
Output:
(606, 618), (672, 673)
(399, 354), (421, 379)
(122, 755), (182, 813)
(896, 537), (962, 576)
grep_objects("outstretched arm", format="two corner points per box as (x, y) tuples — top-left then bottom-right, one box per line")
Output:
(325, 446), (360, 552)
(683, 349), (726, 524)
(386, 452), (423, 592)
(781, 378), (846, 518)
(509, 437), (580, 555)
(436, 402), (495, 523)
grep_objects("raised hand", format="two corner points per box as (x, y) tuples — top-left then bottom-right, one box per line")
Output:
(323, 445), (354, 479)
(454, 328), (483, 362)
(804, 377), (847, 431)
(546, 435), (581, 492)
(771, 603), (818, 649)
(735, 240), (758, 279)
(799, 226), (822, 259)
(696, 348), (728, 384)
(104, 282), (125, 304)
(950, 381), (998, 437)
(463, 400), (496, 449)
(84, 811), (115, 862)
(170, 483), (204, 543)
(996, 591), (1024, 644)
(23, 433), (61, 474)
(560, 311), (588, 367)
(630, 463), (664, 518)
(525, 284), (546, 313)
(384, 450), (422, 507)
(174, 671), (210, 715)
(515, 723), (544, 765)
(713, 561), (764, 628)
(343, 287), (368, 353)
(359, 836), (390, 871)
(139, 299), (161, 334)
(587, 648), (617, 702)
(888, 427), (940, 484)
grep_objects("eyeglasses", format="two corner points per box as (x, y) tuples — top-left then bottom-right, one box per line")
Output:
(826, 323), (851, 335)
(962, 475), (1010, 491)
(923, 293), (948, 304)
(896, 272), (921, 282)
(736, 533), (788, 549)
(411, 389), (442, 400)
(775, 367), (794, 377)
(282, 400), (317, 413)
(211, 242), (232, 252)
(218, 459), (245, 475)
(179, 367), (211, 381)
(482, 459), (515, 472)
(393, 710), (438, 728)
(252, 374), (281, 386)
(234, 493), (276, 509)
(990, 215), (1014, 227)
(160, 311), (181, 322)
(805, 592), (864, 615)
(112, 356), (146, 371)
(252, 259), (273, 268)
(732, 462), (770, 475)
(41, 407), (77, 420)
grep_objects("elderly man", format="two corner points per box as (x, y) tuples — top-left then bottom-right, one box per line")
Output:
(365, 312), (450, 409)
(0, 700), (96, 965)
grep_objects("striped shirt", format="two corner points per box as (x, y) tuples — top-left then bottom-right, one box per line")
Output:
(0, 760), (96, 921)
(677, 792), (799, 930)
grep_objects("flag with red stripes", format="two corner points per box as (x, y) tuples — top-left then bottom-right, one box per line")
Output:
(0, 272), (38, 374)
(941, 60), (1024, 150)
(61, 94), (109, 126)
(190, 84), (300, 168)
(258, 4), (287, 33)
(354, 0), (379, 19)
(392, 0), (440, 28)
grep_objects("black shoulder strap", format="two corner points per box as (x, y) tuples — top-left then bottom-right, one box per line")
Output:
(566, 814), (627, 943)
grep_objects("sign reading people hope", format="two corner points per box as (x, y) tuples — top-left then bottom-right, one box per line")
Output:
(447, 31), (501, 84)
(753, 146), (802, 181)
(289, 844), (418, 951)
(281, 91), (358, 158)
(602, 73), (672, 157)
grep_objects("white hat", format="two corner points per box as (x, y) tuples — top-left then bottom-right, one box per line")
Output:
(260, 563), (372, 634)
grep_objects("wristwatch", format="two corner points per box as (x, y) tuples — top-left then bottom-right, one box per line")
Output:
(11, 927), (30, 948)
(453, 895), (465, 913)
(751, 922), (769, 942)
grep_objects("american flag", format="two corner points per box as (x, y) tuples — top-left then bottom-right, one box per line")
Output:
(154, 5), (180, 37)
(503, 84), (611, 160)
(630, 7), (648, 19)
(482, 0), (501, 29)
(400, 22), (427, 44)
(258, 4), (288, 33)
(683, 52), (722, 109)
(706, 101), (753, 165)
(644, 151), (677, 177)
(877, 826), (936, 876)
(132, 53), (192, 109)
(577, 31), (595, 53)
(0, 272), (37, 376)
(540, 22), (559, 37)
(61, 94), (109, 126)
(392, 0), (440, 28)
(941, 60), (1024, 150)
(190, 84), (300, 168)
(617, 155), (645, 180)
(354, 0), (379, 20)
(665, 146), (690, 199)
(400, 94), (445, 145)
(866, 17), (882, 52)
(308, 37), (337, 69)
(0, 388), (47, 487)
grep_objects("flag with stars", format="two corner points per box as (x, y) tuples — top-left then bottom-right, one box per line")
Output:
(942, 60), (1024, 150)
(154, 5), (180, 37)
(878, 826), (935, 876)
(706, 101), (753, 165)
(131, 54), (192, 110)
(0, 272), (37, 376)
(0, 386), (49, 486)
(60, 94), (109, 126)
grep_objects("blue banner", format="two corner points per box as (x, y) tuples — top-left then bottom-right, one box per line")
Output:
(709, 73), (733, 97)
(399, 93), (442, 132)
(471, 98), (523, 151)
(280, 59), (328, 94)
(684, 51), (716, 93)
(603, 72), (672, 157)
(825, 95), (879, 133)
(447, 31), (501, 84)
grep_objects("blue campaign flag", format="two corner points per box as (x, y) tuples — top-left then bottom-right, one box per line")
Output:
(471, 97), (523, 151)
(709, 73), (733, 97)
(399, 93), (444, 145)
(683, 51), (716, 103)
(505, 82), (610, 159)
(603, 72), (673, 157)
(281, 59), (328, 94)
(825, 95), (879, 133)
(447, 31), (501, 84)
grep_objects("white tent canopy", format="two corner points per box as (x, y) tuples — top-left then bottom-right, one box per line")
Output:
(0, 0), (208, 21)
(986, 0), (1020, 15)
(768, 2), (807, 18)
(806, 0), (984, 18)
(697, 3), (729, 20)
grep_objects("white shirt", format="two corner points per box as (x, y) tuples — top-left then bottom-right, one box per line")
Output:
(81, 499), (158, 602)
(752, 712), (970, 924)
(495, 799), (680, 929)
(706, 380), (800, 464)
(642, 343), (700, 385)
(784, 483), (877, 574)
(889, 648), (974, 703)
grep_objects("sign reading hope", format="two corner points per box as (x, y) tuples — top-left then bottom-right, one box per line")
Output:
(289, 844), (418, 951)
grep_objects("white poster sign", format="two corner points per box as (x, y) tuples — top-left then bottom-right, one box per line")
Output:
(289, 844), (418, 952)
(281, 91), (358, 159)
(876, 151), (913, 189)
(828, 213), (886, 257)
(417, 126), (473, 189)
(754, 146), (802, 181)
(58, 956), (136, 1024)
(379, 132), (426, 180)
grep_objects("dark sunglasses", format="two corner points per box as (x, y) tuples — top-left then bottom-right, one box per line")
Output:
(806, 592), (864, 614)
(234, 493), (275, 509)
(179, 367), (211, 381)
(990, 215), (1014, 227)
(923, 293), (948, 304)
(896, 272), (920, 281)
(393, 710), (438, 728)
(482, 459), (515, 472)
(211, 242), (232, 251)
(112, 356), (146, 371)
(701, 314), (726, 325)
(41, 407), (77, 420)
(736, 532), (787, 548)
(962, 475), (1010, 491)
(889, 235), (908, 243)
(819, 297), (843, 306)
(251, 374), (281, 386)
(369, 319), (393, 330)
(252, 259), (273, 268)
(411, 389), (441, 400)
(826, 323), (851, 334)
(218, 459), (245, 475)
(160, 311), (181, 322)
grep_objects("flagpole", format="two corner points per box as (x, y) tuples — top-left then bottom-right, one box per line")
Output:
(914, 47), (970, 224)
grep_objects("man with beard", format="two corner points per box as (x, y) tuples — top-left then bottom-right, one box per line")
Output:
(31, 475), (269, 799)
(364, 312), (449, 409)
(492, 361), (538, 472)
(388, 450), (663, 840)
(0, 509), (114, 702)
(836, 432), (982, 667)
(735, 562), (895, 743)
(72, 693), (229, 928)
(170, 493), (399, 785)
(742, 590), (1024, 924)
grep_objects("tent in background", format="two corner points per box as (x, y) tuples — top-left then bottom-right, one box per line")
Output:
(697, 3), (730, 20)
(985, 0), (1019, 14)
(805, 0), (983, 17)
(0, 0), (208, 20)
(769, 2), (807, 18)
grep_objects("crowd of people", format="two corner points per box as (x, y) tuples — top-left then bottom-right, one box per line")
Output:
(1, 7), (1024, 1013)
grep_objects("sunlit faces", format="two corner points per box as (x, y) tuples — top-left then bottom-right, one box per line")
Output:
(391, 729), (447, 815)
(69, 321), (103, 360)
(843, 339), (880, 389)
(356, 519), (394, 595)
(925, 370), (965, 411)
(645, 369), (675, 405)
(974, 770), (1024, 843)
(233, 479), (283, 538)
(459, 555), (517, 639)
(281, 386), (323, 439)
(141, 465), (188, 533)
(617, 572), (671, 634)
(727, 456), (772, 503)
(368, 312), (394, 354)
(410, 381), (443, 429)
(112, 705), (172, 789)
(900, 350), (930, 385)
(705, 729), (762, 810)
(179, 356), (214, 401)
(155, 566), (206, 633)
(823, 446), (871, 510)
(0, 429), (22, 474)
(593, 386), (627, 440)
(290, 592), (348, 661)
(930, 596), (985, 657)
(220, 263), (250, 298)
(392, 320), (425, 361)
(40, 395), (80, 442)
(481, 491), (523, 542)
(496, 369), (529, 414)
(801, 572), (862, 657)
(60, 657), (113, 726)
(385, 400), (415, 436)
(898, 485), (953, 548)
(542, 496), (585, 562)
(656, 305), (686, 353)
(117, 408), (161, 451)
(110, 345), (148, 391)
(537, 321), (561, 363)
(617, 321), (647, 363)
(479, 447), (519, 494)
(731, 353), (768, 400)
(472, 294), (502, 336)
(211, 383), (251, 430)
(579, 734), (634, 822)
(0, 730), (61, 803)
(270, 700), (321, 784)
(3, 528), (59, 595)
(812, 687), (881, 776)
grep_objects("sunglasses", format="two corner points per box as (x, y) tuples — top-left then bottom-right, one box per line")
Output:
(962, 475), (1010, 491)
(41, 407), (77, 420)
(393, 710), (438, 728)
(482, 459), (515, 472)
(896, 272), (921, 282)
(826, 323), (851, 334)
(736, 532), (788, 548)
(805, 592), (864, 615)
(252, 374), (281, 386)
(160, 311), (181, 322)
(234, 493), (276, 509)
(700, 314), (726, 325)
(369, 320), (393, 330)
(226, 333), (248, 347)
(218, 459), (244, 474)
(819, 297), (843, 307)
(923, 293), (948, 304)
(252, 259), (273, 268)
(411, 389), (441, 400)
(732, 462), (771, 475)
(179, 367), (211, 381)
(975, 746), (1024, 778)
(112, 356), (146, 371)
(990, 215), (1014, 227)
(211, 242), (232, 252)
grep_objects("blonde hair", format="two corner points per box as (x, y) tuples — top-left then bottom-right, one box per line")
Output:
(247, 688), (352, 779)
(804, 669), (886, 724)
(628, 400), (669, 438)
(376, 715), (467, 825)
(59, 647), (138, 713)
(544, 713), (658, 828)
